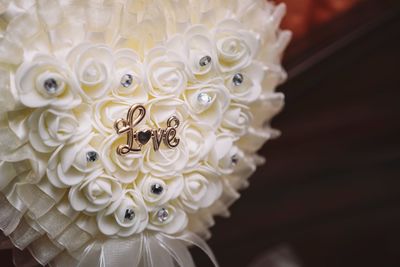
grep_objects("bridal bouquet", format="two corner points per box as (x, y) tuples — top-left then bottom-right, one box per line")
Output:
(0, 0), (290, 266)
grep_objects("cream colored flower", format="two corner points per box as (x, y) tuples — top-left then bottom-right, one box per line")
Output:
(141, 141), (189, 177)
(214, 19), (260, 73)
(47, 134), (100, 188)
(28, 104), (91, 153)
(101, 134), (142, 183)
(97, 190), (148, 237)
(147, 202), (188, 235)
(180, 121), (216, 168)
(224, 62), (265, 103)
(179, 166), (222, 213)
(221, 103), (253, 136)
(69, 169), (122, 213)
(145, 96), (188, 128)
(15, 55), (81, 109)
(112, 49), (148, 103)
(67, 43), (114, 100)
(184, 79), (230, 128)
(208, 133), (240, 175)
(168, 25), (217, 80)
(93, 97), (134, 136)
(144, 47), (188, 97)
(136, 173), (183, 211)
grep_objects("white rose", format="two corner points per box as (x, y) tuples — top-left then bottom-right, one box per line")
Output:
(168, 25), (217, 80)
(101, 134), (142, 183)
(146, 96), (188, 128)
(68, 43), (114, 100)
(136, 173), (183, 211)
(97, 190), (148, 237)
(112, 49), (148, 103)
(249, 92), (285, 128)
(236, 126), (280, 153)
(141, 141), (188, 177)
(93, 97), (134, 136)
(183, 79), (230, 128)
(179, 166), (222, 213)
(15, 55), (81, 109)
(208, 133), (240, 175)
(214, 19), (260, 73)
(224, 62), (265, 103)
(225, 151), (258, 188)
(69, 169), (122, 213)
(221, 103), (252, 136)
(180, 121), (216, 168)
(147, 203), (188, 235)
(144, 47), (188, 97)
(47, 134), (101, 188)
(28, 104), (91, 153)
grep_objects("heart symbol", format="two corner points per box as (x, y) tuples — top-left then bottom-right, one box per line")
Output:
(137, 130), (152, 145)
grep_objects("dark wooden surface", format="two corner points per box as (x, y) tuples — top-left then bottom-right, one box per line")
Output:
(193, 0), (400, 266)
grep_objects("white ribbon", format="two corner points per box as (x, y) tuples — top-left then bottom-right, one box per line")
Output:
(77, 231), (219, 267)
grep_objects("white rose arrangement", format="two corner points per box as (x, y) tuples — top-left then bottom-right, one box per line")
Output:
(0, 0), (290, 266)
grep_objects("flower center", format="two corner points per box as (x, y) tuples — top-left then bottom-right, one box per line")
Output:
(232, 73), (244, 86)
(36, 72), (66, 97)
(83, 63), (101, 82)
(199, 55), (212, 67)
(120, 73), (134, 88)
(197, 92), (212, 106)
(86, 151), (99, 163)
(150, 183), (164, 195)
(157, 208), (169, 222)
(124, 208), (135, 221)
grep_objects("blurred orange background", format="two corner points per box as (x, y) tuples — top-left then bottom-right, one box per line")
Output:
(277, 0), (360, 39)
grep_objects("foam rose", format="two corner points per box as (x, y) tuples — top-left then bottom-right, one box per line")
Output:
(67, 43), (114, 100)
(15, 55), (81, 109)
(28, 104), (91, 153)
(69, 170), (122, 213)
(97, 190), (148, 237)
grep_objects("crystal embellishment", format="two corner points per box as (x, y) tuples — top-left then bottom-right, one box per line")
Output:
(199, 55), (212, 67)
(43, 78), (59, 95)
(157, 208), (169, 222)
(197, 92), (212, 106)
(124, 209), (135, 221)
(232, 73), (244, 86)
(86, 151), (98, 163)
(120, 74), (133, 88)
(231, 154), (239, 165)
(151, 183), (164, 195)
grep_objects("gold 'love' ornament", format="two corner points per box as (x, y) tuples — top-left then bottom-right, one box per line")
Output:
(114, 104), (180, 155)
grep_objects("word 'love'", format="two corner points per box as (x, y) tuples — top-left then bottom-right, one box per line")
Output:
(114, 104), (180, 155)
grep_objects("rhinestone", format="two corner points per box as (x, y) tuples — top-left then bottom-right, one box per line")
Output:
(232, 73), (244, 86)
(43, 78), (59, 95)
(86, 151), (98, 163)
(197, 92), (212, 106)
(199, 55), (212, 67)
(231, 154), (239, 165)
(124, 209), (135, 221)
(157, 208), (169, 222)
(151, 183), (164, 195)
(120, 74), (133, 88)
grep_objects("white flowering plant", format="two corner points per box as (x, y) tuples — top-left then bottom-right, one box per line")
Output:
(0, 0), (290, 266)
